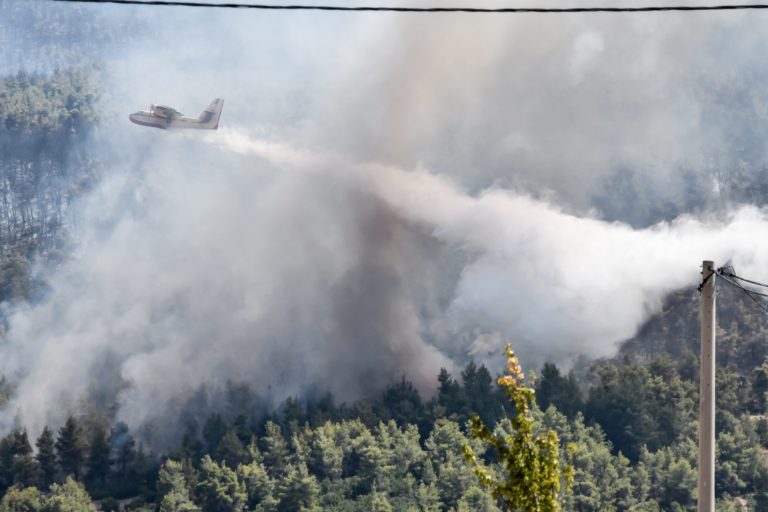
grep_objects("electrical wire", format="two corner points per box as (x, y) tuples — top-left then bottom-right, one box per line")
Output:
(719, 270), (768, 289)
(716, 272), (768, 299)
(47, 0), (768, 13)
(715, 270), (768, 315)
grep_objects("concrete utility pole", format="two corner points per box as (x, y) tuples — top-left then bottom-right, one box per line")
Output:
(698, 260), (716, 512)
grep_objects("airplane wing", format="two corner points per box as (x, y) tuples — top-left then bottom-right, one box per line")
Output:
(152, 105), (182, 119)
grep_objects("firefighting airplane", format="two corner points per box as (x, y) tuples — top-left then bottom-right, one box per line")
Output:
(129, 98), (224, 130)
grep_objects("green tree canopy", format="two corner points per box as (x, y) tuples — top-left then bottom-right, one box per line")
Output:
(42, 476), (95, 512)
(158, 460), (200, 512)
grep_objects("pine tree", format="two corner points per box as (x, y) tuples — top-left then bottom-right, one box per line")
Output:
(261, 422), (289, 479)
(36, 426), (57, 488)
(158, 460), (200, 512)
(280, 397), (305, 435)
(275, 462), (319, 512)
(237, 461), (276, 511)
(203, 414), (228, 457)
(462, 362), (498, 425)
(425, 420), (475, 510)
(216, 430), (246, 469)
(536, 362), (584, 418)
(7, 429), (36, 488)
(87, 425), (110, 486)
(0, 429), (32, 490)
(134, 443), (148, 489)
(381, 377), (422, 427)
(10, 430), (31, 457)
(196, 455), (246, 512)
(180, 429), (205, 463)
(232, 415), (252, 446)
(436, 368), (465, 419)
(55, 417), (87, 481)
(308, 422), (343, 481)
(111, 422), (135, 476)
(12, 456), (38, 489)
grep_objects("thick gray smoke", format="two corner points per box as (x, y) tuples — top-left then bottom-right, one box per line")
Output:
(5, 1), (768, 442)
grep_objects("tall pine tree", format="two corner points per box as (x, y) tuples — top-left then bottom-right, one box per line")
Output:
(87, 425), (111, 486)
(36, 426), (57, 488)
(55, 416), (87, 481)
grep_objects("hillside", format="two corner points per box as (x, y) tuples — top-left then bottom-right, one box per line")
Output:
(620, 281), (768, 376)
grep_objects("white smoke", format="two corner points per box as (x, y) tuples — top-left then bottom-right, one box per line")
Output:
(6, 124), (768, 441)
(5, 0), (768, 441)
(200, 127), (768, 365)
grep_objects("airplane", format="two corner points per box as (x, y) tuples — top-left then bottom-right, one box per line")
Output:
(129, 98), (224, 130)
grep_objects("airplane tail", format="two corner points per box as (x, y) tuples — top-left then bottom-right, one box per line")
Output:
(197, 98), (224, 129)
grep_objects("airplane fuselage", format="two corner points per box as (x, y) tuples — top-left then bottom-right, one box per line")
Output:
(128, 111), (215, 129)
(129, 98), (224, 130)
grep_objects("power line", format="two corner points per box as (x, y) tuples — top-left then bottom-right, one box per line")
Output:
(717, 272), (768, 299)
(719, 269), (768, 289)
(47, 0), (768, 13)
(716, 269), (768, 315)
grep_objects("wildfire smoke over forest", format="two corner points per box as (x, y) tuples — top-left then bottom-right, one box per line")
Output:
(4, 1), (768, 444)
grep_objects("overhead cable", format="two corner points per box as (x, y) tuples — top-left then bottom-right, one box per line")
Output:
(47, 0), (768, 13)
(719, 269), (768, 289)
(716, 269), (768, 315)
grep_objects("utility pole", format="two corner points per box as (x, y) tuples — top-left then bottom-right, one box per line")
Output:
(698, 260), (716, 512)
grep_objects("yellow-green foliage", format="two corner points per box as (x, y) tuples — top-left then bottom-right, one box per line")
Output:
(43, 477), (96, 512)
(463, 344), (574, 512)
(0, 486), (42, 512)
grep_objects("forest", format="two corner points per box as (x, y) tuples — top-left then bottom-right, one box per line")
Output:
(0, 331), (767, 511)
(6, 2), (768, 511)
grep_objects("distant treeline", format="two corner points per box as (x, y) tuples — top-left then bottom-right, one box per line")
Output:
(0, 351), (766, 511)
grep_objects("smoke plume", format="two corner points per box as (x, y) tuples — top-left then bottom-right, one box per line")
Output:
(4, 0), (768, 442)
